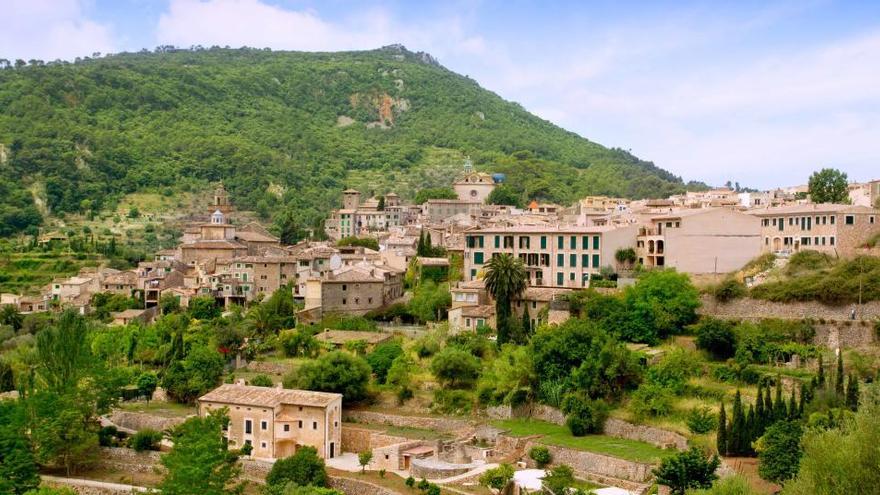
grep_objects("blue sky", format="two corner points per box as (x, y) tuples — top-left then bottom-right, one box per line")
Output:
(4, 1), (880, 189)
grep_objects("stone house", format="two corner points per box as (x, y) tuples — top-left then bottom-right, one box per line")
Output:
(301, 263), (404, 321)
(636, 208), (761, 274)
(198, 384), (343, 461)
(753, 204), (880, 257)
(462, 225), (638, 288)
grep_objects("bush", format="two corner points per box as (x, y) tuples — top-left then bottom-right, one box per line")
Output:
(652, 448), (720, 495)
(695, 318), (737, 360)
(365, 341), (404, 384)
(478, 463), (514, 490)
(129, 429), (163, 452)
(286, 351), (371, 404)
(528, 446), (552, 467)
(630, 383), (675, 418)
(279, 328), (319, 358)
(561, 394), (609, 436)
(543, 465), (576, 495)
(687, 406), (717, 434)
(431, 389), (473, 415)
(249, 374), (274, 387)
(267, 446), (328, 488)
(430, 347), (481, 388)
(712, 278), (747, 302)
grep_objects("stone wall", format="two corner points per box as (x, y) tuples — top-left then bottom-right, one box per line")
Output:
(524, 441), (654, 483)
(329, 476), (402, 495)
(42, 477), (148, 495)
(343, 410), (473, 433)
(106, 410), (187, 433)
(813, 322), (877, 348)
(410, 458), (477, 479)
(240, 360), (292, 375)
(698, 294), (880, 322)
(342, 426), (410, 453)
(603, 419), (687, 451)
(97, 447), (163, 474)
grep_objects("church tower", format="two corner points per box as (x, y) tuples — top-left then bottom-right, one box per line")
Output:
(213, 183), (233, 215)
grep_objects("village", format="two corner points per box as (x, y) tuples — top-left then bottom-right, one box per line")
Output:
(2, 161), (879, 495)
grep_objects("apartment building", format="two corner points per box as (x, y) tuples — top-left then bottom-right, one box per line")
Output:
(753, 204), (880, 256)
(324, 190), (409, 240)
(198, 384), (342, 461)
(462, 225), (638, 288)
(636, 208), (761, 274)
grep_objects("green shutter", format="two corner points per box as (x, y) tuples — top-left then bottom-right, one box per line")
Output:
(541, 236), (547, 249)
(557, 236), (563, 249)
(556, 273), (563, 286)
(593, 236), (600, 250)
(582, 236), (589, 249)
(557, 254), (564, 267)
(582, 254), (589, 267)
(494, 235), (500, 248)
(474, 252), (484, 264)
(570, 236), (576, 249)
(570, 254), (577, 267)
(592, 254), (600, 268)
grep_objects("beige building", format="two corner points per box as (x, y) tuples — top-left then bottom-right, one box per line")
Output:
(636, 208), (761, 274)
(324, 190), (409, 240)
(753, 204), (880, 257)
(301, 264), (404, 322)
(423, 199), (482, 224)
(462, 225), (638, 288)
(198, 384), (342, 461)
(453, 160), (496, 202)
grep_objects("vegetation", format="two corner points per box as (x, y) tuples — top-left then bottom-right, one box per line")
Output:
(266, 446), (328, 489)
(755, 420), (803, 484)
(483, 253), (528, 345)
(285, 351), (371, 404)
(807, 168), (849, 204)
(751, 254), (880, 304)
(652, 447), (720, 495)
(129, 428), (163, 452)
(0, 47), (695, 238)
(479, 463), (514, 490)
(528, 445), (552, 467)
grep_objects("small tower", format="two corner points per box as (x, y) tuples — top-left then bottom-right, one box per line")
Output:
(342, 189), (361, 210)
(385, 192), (400, 208)
(213, 182), (233, 214)
(463, 156), (473, 174)
(211, 209), (226, 225)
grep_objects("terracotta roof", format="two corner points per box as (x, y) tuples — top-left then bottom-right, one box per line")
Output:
(457, 279), (485, 289)
(235, 231), (280, 243)
(461, 305), (495, 318)
(103, 271), (137, 285)
(181, 240), (246, 249)
(112, 309), (146, 318)
(750, 203), (875, 216)
(199, 384), (341, 407)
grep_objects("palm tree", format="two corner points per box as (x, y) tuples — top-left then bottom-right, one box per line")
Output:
(483, 253), (528, 345)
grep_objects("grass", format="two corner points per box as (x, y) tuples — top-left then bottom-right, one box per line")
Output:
(491, 419), (672, 463)
(118, 400), (197, 418)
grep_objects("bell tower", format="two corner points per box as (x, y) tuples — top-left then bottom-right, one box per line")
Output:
(213, 182), (233, 214)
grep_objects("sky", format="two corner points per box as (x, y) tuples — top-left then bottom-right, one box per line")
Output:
(3, 0), (880, 189)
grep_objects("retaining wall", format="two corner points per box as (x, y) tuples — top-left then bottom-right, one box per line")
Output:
(342, 426), (410, 453)
(106, 410), (187, 433)
(97, 447), (163, 474)
(343, 410), (473, 433)
(329, 476), (402, 495)
(698, 295), (880, 322)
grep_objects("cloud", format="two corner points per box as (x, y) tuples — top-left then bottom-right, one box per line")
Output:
(0, 0), (117, 61)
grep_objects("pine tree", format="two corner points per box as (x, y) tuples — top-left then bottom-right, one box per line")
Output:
(845, 374), (860, 411)
(835, 351), (845, 396)
(717, 402), (728, 456)
(377, 195), (385, 211)
(731, 390), (745, 455)
(425, 232), (433, 255)
(817, 354), (825, 387)
(788, 388), (798, 420)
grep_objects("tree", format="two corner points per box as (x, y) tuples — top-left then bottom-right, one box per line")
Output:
(189, 295), (221, 320)
(408, 281), (451, 322)
(249, 374), (274, 387)
(365, 341), (404, 384)
(0, 402), (40, 495)
(161, 344), (226, 403)
(717, 402), (728, 455)
(845, 374), (860, 411)
(622, 270), (700, 344)
(479, 463), (514, 491)
(835, 351), (845, 396)
(483, 253), (527, 345)
(783, 383), (880, 494)
(266, 446), (328, 488)
(694, 318), (737, 360)
(377, 195), (385, 211)
(0, 305), (23, 331)
(129, 429), (163, 452)
(486, 184), (521, 207)
(561, 394), (609, 435)
(288, 351), (371, 403)
(807, 168), (848, 204)
(528, 446), (552, 468)
(817, 354), (825, 387)
(159, 293), (181, 315)
(34, 310), (93, 393)
(652, 447), (720, 495)
(413, 187), (457, 205)
(430, 347), (481, 388)
(614, 248), (637, 267)
(160, 410), (243, 495)
(136, 372), (158, 401)
(687, 406), (717, 435)
(756, 420), (803, 484)
(358, 451), (373, 473)
(686, 475), (761, 495)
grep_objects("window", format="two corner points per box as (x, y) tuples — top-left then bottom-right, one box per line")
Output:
(765, 237), (769, 245)
(582, 254), (589, 268)
(582, 236), (589, 249)
(342, 298), (347, 305)
(830, 216), (836, 225)
(830, 236), (835, 246)
(245, 420), (252, 435)
(494, 235), (500, 248)
(570, 254), (577, 267)
(261, 421), (267, 431)
(470, 269), (477, 279)
(762, 219), (769, 227)
(593, 236), (600, 250)
(845, 215), (855, 225)
(569, 272), (575, 281)
(540, 254), (550, 266)
(342, 284), (347, 291)
(592, 254), (600, 268)
(503, 236), (514, 248)
(313, 421), (318, 430)
(532, 301), (537, 309)
(284, 424), (290, 432)
(465, 318), (471, 327)
(473, 252), (484, 264)
(871, 216), (875, 224)
(556, 273), (564, 286)
(557, 254), (564, 267)
(261, 442), (267, 449)
(557, 236), (564, 249)
(570, 236), (576, 249)
(298, 421), (303, 428)
(519, 236), (530, 249)
(540, 236), (547, 249)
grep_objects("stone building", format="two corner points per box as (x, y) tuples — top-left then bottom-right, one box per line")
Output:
(301, 263), (404, 321)
(636, 208), (761, 274)
(462, 225), (638, 287)
(198, 384), (342, 461)
(324, 189), (410, 240)
(753, 204), (880, 257)
(453, 158), (496, 203)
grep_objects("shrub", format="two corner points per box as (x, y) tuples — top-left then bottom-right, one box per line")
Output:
(266, 446), (328, 488)
(365, 341), (404, 384)
(687, 406), (717, 434)
(712, 278), (747, 302)
(430, 347), (481, 388)
(542, 465), (576, 495)
(528, 446), (552, 467)
(561, 394), (609, 436)
(630, 383), (675, 418)
(129, 429), (163, 452)
(695, 318), (737, 360)
(479, 463), (514, 490)
(652, 448), (720, 495)
(286, 351), (371, 404)
(405, 477), (415, 488)
(248, 374), (274, 387)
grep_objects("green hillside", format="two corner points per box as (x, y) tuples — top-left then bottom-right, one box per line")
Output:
(0, 45), (703, 238)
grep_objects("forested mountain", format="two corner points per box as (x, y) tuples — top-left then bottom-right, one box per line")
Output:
(0, 45), (704, 237)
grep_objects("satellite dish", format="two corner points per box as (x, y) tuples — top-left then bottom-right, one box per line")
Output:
(329, 254), (342, 270)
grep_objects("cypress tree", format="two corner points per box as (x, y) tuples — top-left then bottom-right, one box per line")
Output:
(521, 305), (531, 335)
(798, 384), (807, 417)
(817, 354), (825, 387)
(425, 232), (433, 255)
(845, 374), (860, 411)
(731, 390), (745, 455)
(754, 384), (765, 433)
(745, 404), (756, 455)
(717, 402), (728, 456)
(774, 379), (786, 421)
(835, 351), (845, 396)
(788, 388), (798, 420)
(417, 231), (425, 256)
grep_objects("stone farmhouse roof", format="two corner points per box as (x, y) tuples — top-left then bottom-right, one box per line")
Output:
(198, 384), (341, 408)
